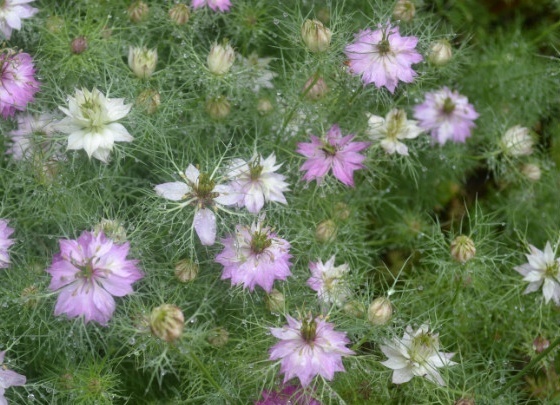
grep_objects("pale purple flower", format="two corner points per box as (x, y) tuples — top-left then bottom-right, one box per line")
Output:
(297, 124), (370, 187)
(0, 50), (39, 118)
(226, 153), (289, 213)
(0, 0), (38, 40)
(269, 315), (355, 387)
(514, 242), (560, 305)
(192, 0), (231, 12)
(413, 87), (479, 145)
(380, 324), (456, 386)
(7, 113), (57, 160)
(216, 219), (292, 292)
(154, 164), (238, 246)
(46, 231), (143, 326)
(344, 24), (422, 93)
(255, 384), (321, 405)
(307, 255), (351, 307)
(0, 219), (14, 269)
(0, 351), (26, 404)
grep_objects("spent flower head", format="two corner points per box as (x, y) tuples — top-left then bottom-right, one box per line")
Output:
(366, 108), (423, 156)
(307, 255), (351, 307)
(0, 49), (40, 118)
(0, 0), (37, 39)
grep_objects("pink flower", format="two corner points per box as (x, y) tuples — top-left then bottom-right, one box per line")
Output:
(413, 87), (479, 145)
(307, 256), (351, 307)
(0, 219), (15, 269)
(269, 315), (355, 387)
(0, 50), (40, 118)
(216, 220), (292, 293)
(0, 351), (26, 403)
(344, 24), (422, 93)
(154, 164), (238, 246)
(297, 124), (370, 187)
(7, 113), (57, 160)
(0, 0), (38, 40)
(226, 153), (289, 213)
(255, 384), (321, 405)
(192, 0), (231, 12)
(46, 231), (143, 326)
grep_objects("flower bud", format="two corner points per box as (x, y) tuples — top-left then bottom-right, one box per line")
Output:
(501, 125), (533, 156)
(21, 285), (39, 308)
(533, 336), (550, 353)
(334, 202), (350, 221)
(428, 39), (453, 66)
(315, 219), (337, 243)
(257, 98), (273, 115)
(207, 42), (235, 75)
(128, 46), (158, 79)
(367, 297), (393, 325)
(301, 19), (332, 53)
(302, 75), (329, 100)
(450, 235), (476, 263)
(169, 4), (190, 25)
(206, 96), (231, 120)
(71, 36), (88, 54)
(93, 219), (127, 243)
(128, 1), (149, 23)
(343, 300), (365, 318)
(46, 16), (64, 33)
(392, 0), (416, 22)
(136, 89), (161, 115)
(521, 163), (541, 182)
(149, 304), (185, 342)
(174, 259), (199, 283)
(265, 289), (285, 313)
(207, 327), (229, 347)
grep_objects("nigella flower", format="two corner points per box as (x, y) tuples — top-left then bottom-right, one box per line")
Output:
(380, 324), (456, 386)
(255, 384), (321, 405)
(307, 255), (351, 307)
(238, 52), (277, 93)
(269, 315), (355, 387)
(297, 124), (370, 187)
(192, 0), (231, 13)
(226, 153), (289, 213)
(366, 109), (423, 156)
(0, 351), (26, 403)
(56, 88), (133, 163)
(7, 113), (57, 160)
(216, 219), (292, 292)
(0, 0), (38, 40)
(46, 231), (143, 326)
(154, 164), (238, 246)
(0, 50), (40, 118)
(344, 23), (422, 93)
(0, 219), (14, 269)
(413, 87), (479, 145)
(514, 242), (560, 305)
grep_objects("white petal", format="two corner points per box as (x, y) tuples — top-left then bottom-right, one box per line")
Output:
(184, 164), (200, 184)
(194, 208), (217, 246)
(392, 367), (414, 384)
(104, 123), (133, 142)
(154, 182), (189, 201)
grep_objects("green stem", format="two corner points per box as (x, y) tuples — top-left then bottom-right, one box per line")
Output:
(531, 20), (560, 45)
(190, 351), (232, 401)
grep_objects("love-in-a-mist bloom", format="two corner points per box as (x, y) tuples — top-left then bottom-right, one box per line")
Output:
(269, 315), (355, 387)
(380, 324), (456, 386)
(413, 87), (478, 145)
(344, 24), (422, 93)
(46, 231), (143, 325)
(307, 256), (351, 307)
(238, 52), (277, 93)
(154, 164), (238, 246)
(255, 384), (321, 405)
(0, 219), (14, 269)
(226, 153), (289, 213)
(216, 219), (292, 292)
(0, 351), (26, 403)
(297, 124), (370, 187)
(366, 109), (423, 156)
(7, 113), (57, 160)
(0, 0), (38, 39)
(514, 242), (560, 305)
(56, 88), (133, 162)
(0, 50), (40, 118)
(192, 0), (231, 12)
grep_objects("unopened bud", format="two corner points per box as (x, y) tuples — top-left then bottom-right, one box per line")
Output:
(136, 89), (161, 115)
(428, 39), (452, 66)
(149, 304), (185, 342)
(334, 202), (350, 221)
(128, 46), (158, 79)
(501, 125), (533, 157)
(302, 75), (329, 100)
(392, 0), (416, 22)
(343, 300), (365, 318)
(207, 42), (235, 75)
(207, 327), (229, 347)
(367, 297), (393, 325)
(257, 98), (273, 115)
(206, 96), (231, 120)
(128, 1), (149, 23)
(46, 16), (64, 34)
(521, 163), (541, 182)
(71, 36), (88, 54)
(93, 219), (127, 243)
(315, 219), (337, 243)
(21, 285), (39, 308)
(174, 259), (199, 283)
(301, 19), (332, 53)
(266, 289), (285, 313)
(450, 235), (476, 263)
(169, 4), (190, 25)
(533, 336), (550, 353)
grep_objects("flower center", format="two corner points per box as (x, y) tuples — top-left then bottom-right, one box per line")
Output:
(377, 39), (391, 55)
(250, 231), (272, 254)
(194, 172), (219, 207)
(300, 318), (317, 343)
(442, 97), (456, 114)
(386, 110), (405, 140)
(78, 260), (95, 280)
(249, 160), (264, 181)
(409, 332), (437, 364)
(544, 263), (559, 279)
(320, 142), (337, 156)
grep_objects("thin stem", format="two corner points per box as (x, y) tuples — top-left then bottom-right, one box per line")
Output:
(190, 351), (233, 401)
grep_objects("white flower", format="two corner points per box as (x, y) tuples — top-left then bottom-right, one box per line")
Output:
(7, 113), (57, 160)
(366, 109), (423, 156)
(306, 255), (351, 307)
(128, 46), (158, 79)
(154, 164), (238, 246)
(380, 324), (456, 386)
(56, 88), (133, 163)
(0, 0), (38, 40)
(501, 125), (533, 157)
(238, 52), (277, 93)
(514, 242), (560, 305)
(226, 153), (289, 213)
